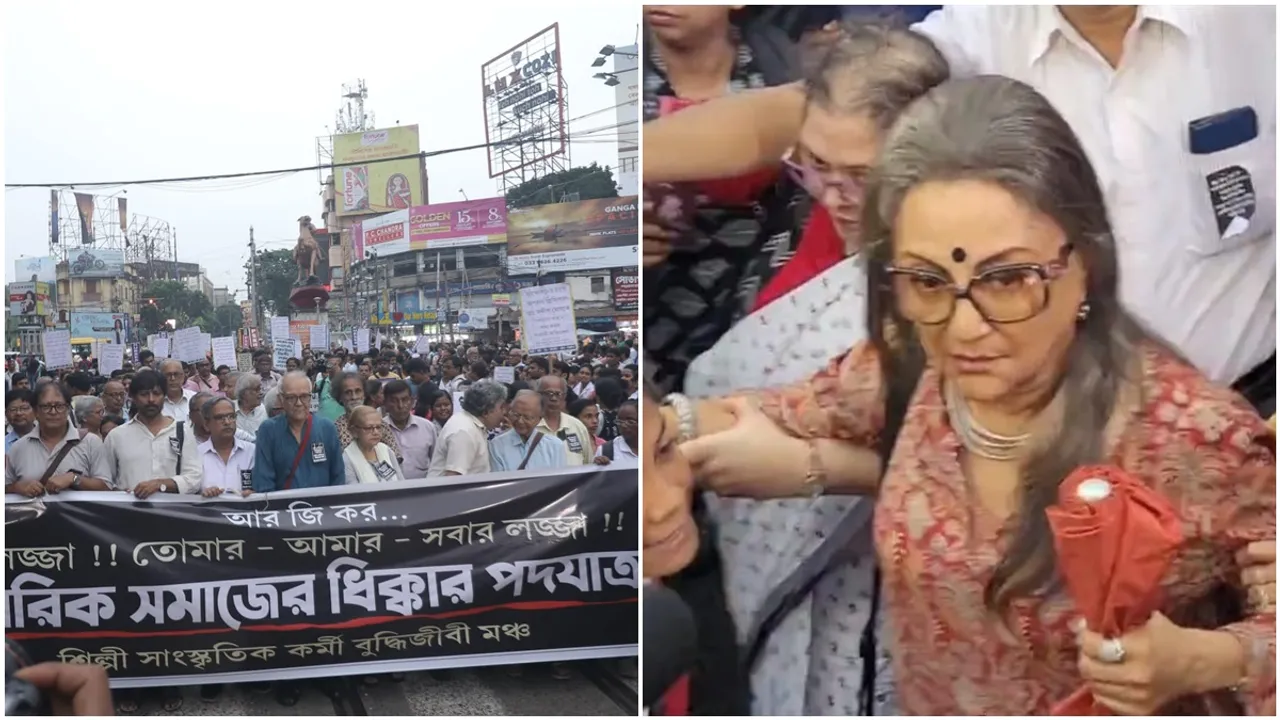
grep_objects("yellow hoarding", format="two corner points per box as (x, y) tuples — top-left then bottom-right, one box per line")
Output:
(333, 125), (424, 216)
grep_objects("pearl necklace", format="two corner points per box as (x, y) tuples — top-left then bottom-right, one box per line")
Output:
(944, 382), (1032, 461)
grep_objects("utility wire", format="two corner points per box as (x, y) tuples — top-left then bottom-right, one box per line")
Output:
(7, 102), (640, 189)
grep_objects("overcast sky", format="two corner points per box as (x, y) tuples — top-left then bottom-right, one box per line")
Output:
(4, 1), (638, 297)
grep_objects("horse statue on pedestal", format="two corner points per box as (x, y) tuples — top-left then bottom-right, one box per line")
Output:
(295, 215), (321, 285)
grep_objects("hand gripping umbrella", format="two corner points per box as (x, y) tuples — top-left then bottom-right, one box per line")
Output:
(1046, 465), (1183, 715)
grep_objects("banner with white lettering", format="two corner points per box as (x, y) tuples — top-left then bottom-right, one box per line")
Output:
(4, 469), (638, 687)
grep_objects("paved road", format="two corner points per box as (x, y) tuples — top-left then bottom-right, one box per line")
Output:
(127, 661), (636, 716)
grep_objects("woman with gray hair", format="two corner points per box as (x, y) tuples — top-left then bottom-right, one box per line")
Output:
(234, 373), (268, 435)
(647, 21), (948, 716)
(72, 395), (105, 438)
(426, 379), (508, 477)
(675, 76), (1276, 715)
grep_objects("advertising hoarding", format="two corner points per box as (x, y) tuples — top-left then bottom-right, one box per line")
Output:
(481, 24), (567, 180)
(9, 282), (50, 316)
(67, 247), (126, 278)
(506, 196), (639, 274)
(352, 198), (507, 259)
(612, 267), (638, 313)
(333, 126), (424, 217)
(70, 312), (131, 342)
(13, 256), (58, 284)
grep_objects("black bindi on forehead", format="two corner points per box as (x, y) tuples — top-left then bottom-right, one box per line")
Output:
(950, 247), (967, 263)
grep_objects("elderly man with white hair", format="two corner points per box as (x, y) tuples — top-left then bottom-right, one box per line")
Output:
(427, 379), (508, 477)
(233, 373), (268, 436)
(251, 371), (344, 493)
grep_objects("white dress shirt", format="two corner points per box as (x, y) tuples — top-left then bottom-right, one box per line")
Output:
(236, 403), (268, 436)
(104, 416), (203, 493)
(915, 5), (1275, 383)
(161, 388), (196, 422)
(596, 435), (639, 468)
(198, 437), (256, 493)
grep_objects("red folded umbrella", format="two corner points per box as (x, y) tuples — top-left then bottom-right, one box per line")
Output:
(1046, 465), (1183, 715)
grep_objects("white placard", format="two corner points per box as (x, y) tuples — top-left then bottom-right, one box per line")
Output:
(309, 325), (330, 352)
(292, 337), (303, 360)
(270, 316), (290, 344)
(43, 330), (74, 369)
(414, 336), (431, 355)
(199, 333), (213, 358)
(153, 336), (171, 360)
(173, 327), (206, 363)
(356, 328), (370, 354)
(342, 337), (353, 352)
(98, 343), (125, 377)
(272, 339), (293, 370)
(493, 366), (516, 384)
(519, 283), (577, 356)
(211, 336), (236, 370)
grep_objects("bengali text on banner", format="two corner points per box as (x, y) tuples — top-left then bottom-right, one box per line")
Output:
(4, 469), (638, 687)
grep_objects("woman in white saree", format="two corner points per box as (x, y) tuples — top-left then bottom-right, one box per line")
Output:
(645, 22), (949, 715)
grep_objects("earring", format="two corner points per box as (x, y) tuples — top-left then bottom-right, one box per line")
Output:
(1077, 302), (1091, 321)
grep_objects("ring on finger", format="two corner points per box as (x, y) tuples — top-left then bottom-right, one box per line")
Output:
(1098, 637), (1126, 664)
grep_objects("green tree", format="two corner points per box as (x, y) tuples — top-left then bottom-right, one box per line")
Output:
(138, 280), (211, 334)
(197, 304), (244, 338)
(504, 163), (620, 209)
(246, 248), (297, 319)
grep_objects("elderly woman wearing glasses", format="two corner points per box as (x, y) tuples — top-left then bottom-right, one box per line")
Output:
(343, 405), (406, 484)
(672, 76), (1276, 715)
(5, 383), (113, 496)
(72, 395), (105, 438)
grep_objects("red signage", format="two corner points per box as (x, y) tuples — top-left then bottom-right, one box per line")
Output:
(611, 268), (638, 313)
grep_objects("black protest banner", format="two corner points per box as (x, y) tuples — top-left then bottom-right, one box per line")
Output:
(4, 468), (638, 687)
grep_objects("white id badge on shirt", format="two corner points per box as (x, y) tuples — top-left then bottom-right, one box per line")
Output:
(310, 442), (327, 464)
(374, 461), (396, 481)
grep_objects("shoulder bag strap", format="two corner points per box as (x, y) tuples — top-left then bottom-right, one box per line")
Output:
(282, 416), (313, 490)
(39, 439), (80, 485)
(174, 421), (185, 476)
(516, 432), (545, 471)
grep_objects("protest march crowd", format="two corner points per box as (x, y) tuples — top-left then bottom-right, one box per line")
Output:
(3, 331), (639, 712)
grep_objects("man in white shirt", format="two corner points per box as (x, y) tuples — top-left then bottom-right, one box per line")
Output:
(234, 373), (268, 436)
(105, 368), (202, 497)
(196, 397), (254, 498)
(595, 399), (639, 468)
(532, 375), (595, 466)
(913, 5), (1275, 411)
(427, 380), (507, 477)
(158, 360), (195, 422)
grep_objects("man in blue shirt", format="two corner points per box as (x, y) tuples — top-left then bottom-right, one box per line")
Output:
(252, 372), (345, 491)
(489, 390), (567, 472)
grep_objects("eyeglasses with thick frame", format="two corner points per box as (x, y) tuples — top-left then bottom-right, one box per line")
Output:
(884, 243), (1074, 326)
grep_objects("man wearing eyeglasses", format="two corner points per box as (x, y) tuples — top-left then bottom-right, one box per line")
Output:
(100, 379), (128, 419)
(6, 383), (114, 497)
(489, 390), (568, 473)
(157, 360), (196, 422)
(183, 359), (222, 398)
(251, 372), (345, 491)
(533, 375), (595, 466)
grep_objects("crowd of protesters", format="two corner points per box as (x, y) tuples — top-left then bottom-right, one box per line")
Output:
(3, 331), (639, 712)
